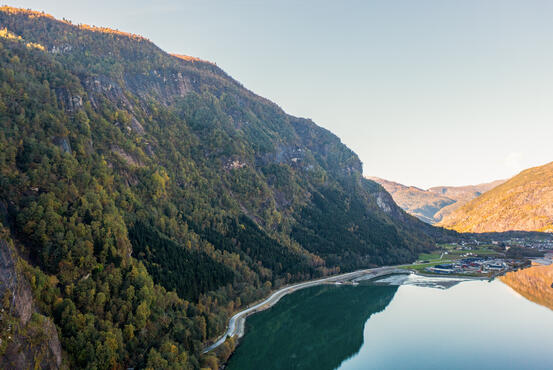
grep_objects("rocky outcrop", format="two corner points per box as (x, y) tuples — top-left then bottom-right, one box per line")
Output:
(83, 75), (130, 110)
(0, 239), (32, 325)
(224, 159), (247, 170)
(123, 70), (194, 103)
(2, 315), (63, 370)
(111, 145), (144, 167)
(53, 136), (72, 154)
(55, 88), (83, 112)
(130, 115), (145, 135)
(83, 69), (195, 110)
(0, 239), (63, 369)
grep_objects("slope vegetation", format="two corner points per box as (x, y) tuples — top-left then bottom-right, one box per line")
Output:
(439, 162), (553, 232)
(0, 7), (437, 369)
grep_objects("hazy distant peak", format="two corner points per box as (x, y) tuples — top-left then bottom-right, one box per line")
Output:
(367, 176), (506, 224)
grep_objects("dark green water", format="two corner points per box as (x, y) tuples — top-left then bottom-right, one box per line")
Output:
(226, 272), (553, 370)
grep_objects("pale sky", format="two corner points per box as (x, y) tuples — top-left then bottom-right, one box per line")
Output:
(7, 0), (553, 188)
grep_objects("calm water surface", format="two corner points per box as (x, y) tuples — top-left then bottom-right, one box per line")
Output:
(226, 267), (553, 370)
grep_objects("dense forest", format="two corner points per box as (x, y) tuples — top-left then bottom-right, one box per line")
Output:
(0, 7), (439, 369)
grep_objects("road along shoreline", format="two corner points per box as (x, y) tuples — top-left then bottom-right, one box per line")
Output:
(202, 265), (407, 354)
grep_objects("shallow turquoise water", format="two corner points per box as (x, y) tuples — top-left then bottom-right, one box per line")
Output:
(226, 272), (553, 370)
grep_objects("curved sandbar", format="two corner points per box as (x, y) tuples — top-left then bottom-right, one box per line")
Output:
(202, 266), (406, 354)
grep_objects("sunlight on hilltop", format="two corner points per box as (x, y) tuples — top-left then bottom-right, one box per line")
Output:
(0, 6), (148, 41)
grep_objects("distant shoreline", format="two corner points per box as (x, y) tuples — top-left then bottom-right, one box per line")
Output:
(410, 271), (491, 280)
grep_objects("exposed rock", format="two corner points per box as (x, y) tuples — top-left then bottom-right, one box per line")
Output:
(49, 43), (72, 54)
(256, 145), (305, 168)
(375, 192), (392, 214)
(111, 145), (143, 167)
(2, 314), (63, 370)
(55, 88), (82, 112)
(365, 181), (410, 223)
(143, 142), (154, 157)
(53, 136), (72, 154)
(122, 70), (193, 105)
(224, 159), (247, 170)
(130, 116), (145, 135)
(0, 239), (63, 369)
(83, 75), (132, 110)
(0, 239), (32, 324)
(174, 71), (192, 97)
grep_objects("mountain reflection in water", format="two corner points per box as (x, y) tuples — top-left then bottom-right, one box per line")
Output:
(500, 263), (553, 311)
(227, 267), (553, 370)
(226, 284), (397, 370)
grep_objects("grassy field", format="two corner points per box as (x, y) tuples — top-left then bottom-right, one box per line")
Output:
(399, 261), (451, 273)
(401, 243), (503, 273)
(417, 251), (443, 261)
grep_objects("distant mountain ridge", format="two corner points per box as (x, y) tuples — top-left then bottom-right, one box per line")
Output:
(367, 177), (505, 224)
(438, 161), (553, 232)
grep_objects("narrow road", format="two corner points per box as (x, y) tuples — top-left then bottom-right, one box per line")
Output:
(202, 265), (405, 353)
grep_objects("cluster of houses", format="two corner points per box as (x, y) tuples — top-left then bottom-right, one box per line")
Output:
(425, 257), (512, 275)
(505, 238), (553, 251)
(452, 238), (553, 253)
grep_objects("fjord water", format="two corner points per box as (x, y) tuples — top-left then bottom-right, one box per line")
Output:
(226, 268), (553, 370)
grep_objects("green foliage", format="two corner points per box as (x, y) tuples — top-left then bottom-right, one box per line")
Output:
(129, 222), (234, 301)
(0, 7), (436, 369)
(292, 185), (416, 269)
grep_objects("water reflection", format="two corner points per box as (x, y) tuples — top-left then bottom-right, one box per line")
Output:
(226, 284), (398, 370)
(500, 263), (553, 311)
(227, 267), (553, 370)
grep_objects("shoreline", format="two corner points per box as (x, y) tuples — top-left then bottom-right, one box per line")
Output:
(202, 265), (516, 357)
(202, 265), (408, 354)
(410, 270), (492, 280)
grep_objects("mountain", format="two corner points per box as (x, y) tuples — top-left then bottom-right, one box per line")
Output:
(438, 162), (553, 233)
(428, 181), (506, 221)
(365, 178), (454, 224)
(367, 177), (505, 224)
(0, 7), (439, 369)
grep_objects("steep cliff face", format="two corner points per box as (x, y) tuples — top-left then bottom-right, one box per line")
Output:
(0, 237), (63, 369)
(0, 7), (440, 368)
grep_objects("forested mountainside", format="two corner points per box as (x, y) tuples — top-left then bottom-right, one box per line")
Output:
(368, 177), (505, 224)
(439, 162), (553, 233)
(0, 7), (439, 369)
